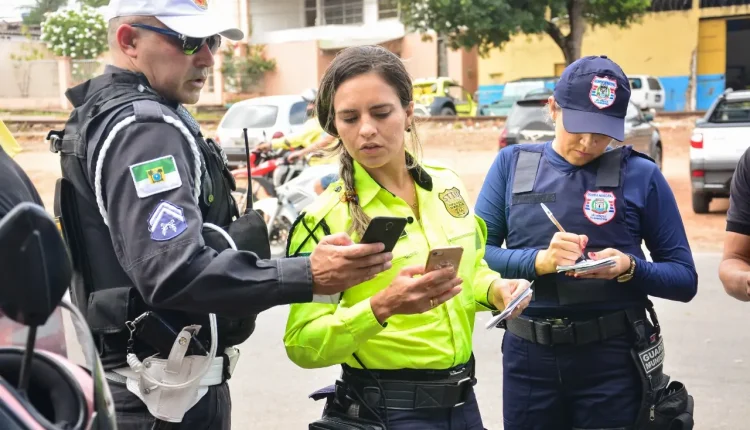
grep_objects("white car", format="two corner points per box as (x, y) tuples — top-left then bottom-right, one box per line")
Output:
(214, 95), (309, 167)
(689, 88), (750, 213)
(628, 75), (665, 111)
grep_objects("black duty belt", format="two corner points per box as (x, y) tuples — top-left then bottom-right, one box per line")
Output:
(339, 357), (475, 410)
(501, 309), (639, 346)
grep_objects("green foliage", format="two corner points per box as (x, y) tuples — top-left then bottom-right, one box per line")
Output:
(21, 0), (67, 26)
(399, 0), (651, 63)
(221, 44), (277, 93)
(39, 6), (108, 59)
(78, 0), (109, 7)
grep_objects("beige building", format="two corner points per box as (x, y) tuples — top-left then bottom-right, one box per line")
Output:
(215, 0), (479, 98)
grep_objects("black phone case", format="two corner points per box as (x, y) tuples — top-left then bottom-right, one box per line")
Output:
(360, 217), (408, 253)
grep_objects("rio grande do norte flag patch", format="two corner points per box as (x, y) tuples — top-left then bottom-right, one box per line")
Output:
(129, 155), (182, 198)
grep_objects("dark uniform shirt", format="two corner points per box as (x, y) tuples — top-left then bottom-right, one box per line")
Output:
(727, 147), (750, 236)
(84, 66), (313, 317)
(475, 142), (697, 303)
(0, 145), (43, 218)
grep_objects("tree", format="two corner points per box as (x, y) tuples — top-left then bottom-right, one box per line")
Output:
(221, 44), (276, 94)
(78, 0), (109, 6)
(21, 0), (67, 26)
(399, 0), (651, 66)
(40, 6), (108, 82)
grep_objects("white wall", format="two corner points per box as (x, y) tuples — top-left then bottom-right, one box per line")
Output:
(249, 0), (402, 43)
(250, 0), (306, 38)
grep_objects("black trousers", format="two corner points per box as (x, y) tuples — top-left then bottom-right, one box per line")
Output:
(109, 380), (232, 430)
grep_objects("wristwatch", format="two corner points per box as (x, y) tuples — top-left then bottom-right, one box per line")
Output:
(617, 255), (636, 283)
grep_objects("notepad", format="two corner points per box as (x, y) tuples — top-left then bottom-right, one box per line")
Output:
(556, 256), (620, 274)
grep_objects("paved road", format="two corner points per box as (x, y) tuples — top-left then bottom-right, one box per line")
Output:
(62, 252), (750, 429)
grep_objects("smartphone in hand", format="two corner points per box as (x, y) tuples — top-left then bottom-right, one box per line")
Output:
(360, 216), (408, 253)
(425, 246), (464, 273)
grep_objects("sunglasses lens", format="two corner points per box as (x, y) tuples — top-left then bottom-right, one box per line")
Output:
(182, 36), (221, 55)
(183, 37), (203, 55)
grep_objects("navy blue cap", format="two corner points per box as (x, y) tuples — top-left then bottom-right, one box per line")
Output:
(553, 55), (631, 142)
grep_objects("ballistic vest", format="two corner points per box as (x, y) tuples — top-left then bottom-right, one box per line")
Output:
(50, 70), (260, 369)
(506, 143), (649, 316)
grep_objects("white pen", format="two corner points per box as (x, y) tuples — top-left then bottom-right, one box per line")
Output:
(540, 203), (566, 233)
(540, 203), (586, 262)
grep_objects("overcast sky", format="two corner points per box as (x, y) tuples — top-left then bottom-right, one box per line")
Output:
(0, 0), (79, 21)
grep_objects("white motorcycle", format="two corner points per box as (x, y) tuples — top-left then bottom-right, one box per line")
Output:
(253, 161), (339, 257)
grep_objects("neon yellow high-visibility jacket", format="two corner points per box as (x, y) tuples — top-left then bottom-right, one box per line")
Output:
(0, 121), (22, 158)
(283, 157), (502, 371)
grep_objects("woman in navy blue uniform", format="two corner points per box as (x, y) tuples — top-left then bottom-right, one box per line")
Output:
(475, 55), (698, 429)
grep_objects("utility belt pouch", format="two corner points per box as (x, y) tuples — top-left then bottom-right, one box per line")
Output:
(132, 311), (208, 358)
(86, 286), (140, 354)
(627, 303), (695, 430)
(308, 381), (385, 430)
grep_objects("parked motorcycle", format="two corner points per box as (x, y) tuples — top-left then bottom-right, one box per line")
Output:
(0, 202), (117, 429)
(231, 149), (309, 216)
(253, 161), (339, 257)
(229, 148), (285, 207)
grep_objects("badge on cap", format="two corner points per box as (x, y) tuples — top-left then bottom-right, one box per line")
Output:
(583, 190), (616, 225)
(194, 0), (208, 9)
(589, 76), (617, 110)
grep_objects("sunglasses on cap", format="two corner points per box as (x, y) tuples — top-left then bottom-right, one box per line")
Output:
(130, 24), (221, 55)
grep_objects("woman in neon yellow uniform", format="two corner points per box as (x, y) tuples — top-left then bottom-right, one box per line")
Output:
(284, 45), (532, 429)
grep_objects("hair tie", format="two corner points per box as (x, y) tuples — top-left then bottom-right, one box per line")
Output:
(340, 190), (359, 205)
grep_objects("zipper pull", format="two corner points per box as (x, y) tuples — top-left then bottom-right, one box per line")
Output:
(649, 405), (655, 421)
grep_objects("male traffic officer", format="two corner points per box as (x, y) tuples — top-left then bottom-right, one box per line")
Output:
(50, 1), (392, 428)
(720, 146), (750, 300)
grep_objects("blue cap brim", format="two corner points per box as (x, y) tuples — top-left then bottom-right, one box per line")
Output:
(561, 107), (625, 142)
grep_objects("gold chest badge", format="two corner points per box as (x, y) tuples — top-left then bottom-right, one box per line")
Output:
(438, 187), (469, 218)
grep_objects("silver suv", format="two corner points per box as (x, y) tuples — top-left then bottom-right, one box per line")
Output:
(689, 88), (750, 213)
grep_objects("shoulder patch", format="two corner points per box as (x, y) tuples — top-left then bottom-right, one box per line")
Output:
(148, 200), (188, 241)
(129, 155), (182, 198)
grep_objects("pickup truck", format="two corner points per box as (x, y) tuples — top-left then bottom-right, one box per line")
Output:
(689, 88), (750, 213)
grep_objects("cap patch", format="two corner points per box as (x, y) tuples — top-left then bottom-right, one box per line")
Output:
(194, 0), (208, 9)
(589, 76), (617, 110)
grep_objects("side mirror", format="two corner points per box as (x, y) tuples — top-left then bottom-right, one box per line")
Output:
(0, 202), (71, 327)
(0, 202), (72, 394)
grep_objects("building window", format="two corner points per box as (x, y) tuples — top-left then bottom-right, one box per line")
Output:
(650, 0), (692, 11)
(323, 0), (364, 25)
(305, 0), (317, 27)
(701, 0), (750, 7)
(306, 0), (364, 26)
(378, 0), (399, 19)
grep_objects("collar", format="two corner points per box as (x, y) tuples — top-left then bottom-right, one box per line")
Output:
(352, 153), (433, 208)
(65, 64), (177, 109)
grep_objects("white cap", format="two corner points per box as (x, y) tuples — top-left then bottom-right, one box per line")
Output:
(105, 0), (244, 41)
